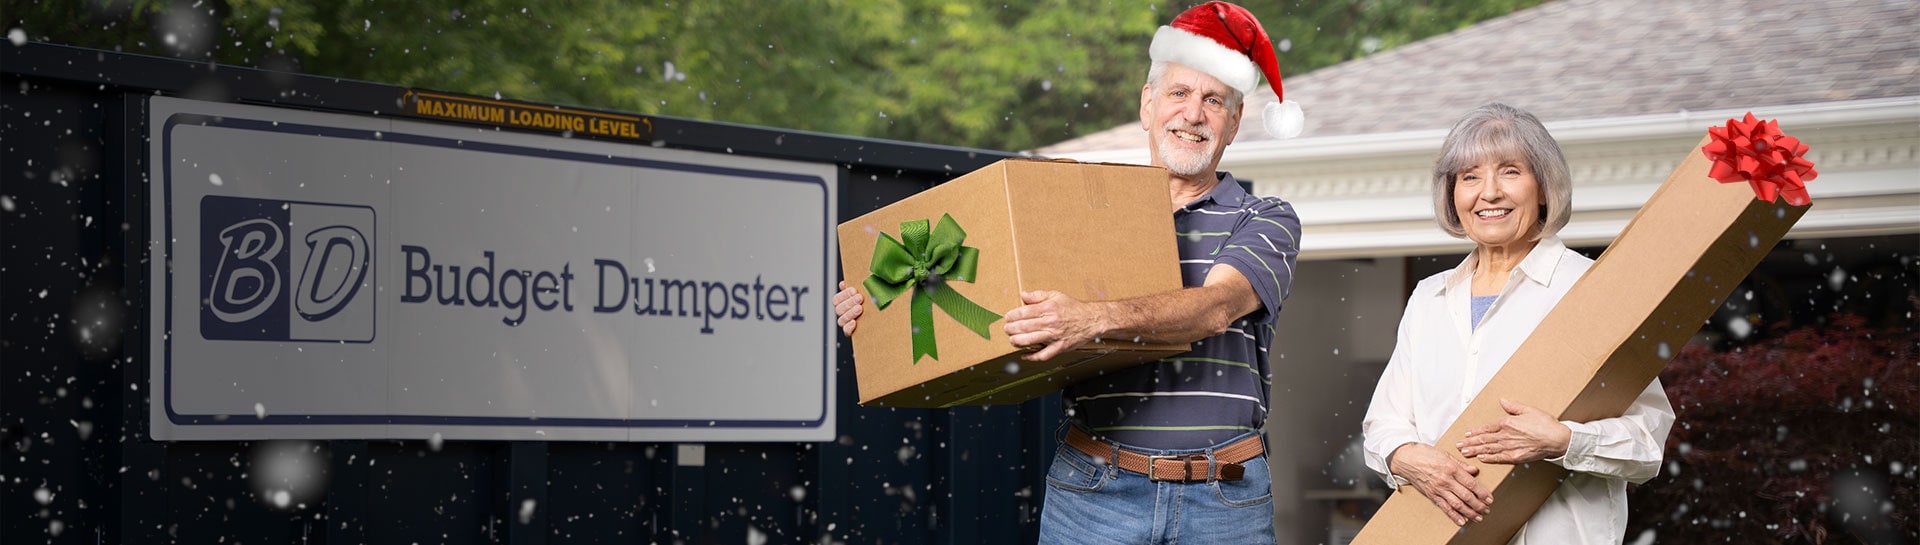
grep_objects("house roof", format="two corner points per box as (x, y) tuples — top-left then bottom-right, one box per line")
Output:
(1039, 0), (1920, 154)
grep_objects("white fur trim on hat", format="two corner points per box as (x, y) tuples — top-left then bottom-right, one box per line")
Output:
(1149, 25), (1259, 94)
(1264, 100), (1303, 139)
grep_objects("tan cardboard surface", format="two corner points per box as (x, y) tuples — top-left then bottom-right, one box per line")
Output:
(1354, 136), (1809, 544)
(837, 159), (1188, 407)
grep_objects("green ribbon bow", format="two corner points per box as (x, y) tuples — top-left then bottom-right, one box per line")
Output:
(863, 214), (1003, 363)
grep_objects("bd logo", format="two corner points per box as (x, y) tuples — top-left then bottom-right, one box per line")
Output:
(200, 196), (376, 342)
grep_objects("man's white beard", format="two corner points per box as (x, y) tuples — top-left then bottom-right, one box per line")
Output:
(1158, 124), (1216, 177)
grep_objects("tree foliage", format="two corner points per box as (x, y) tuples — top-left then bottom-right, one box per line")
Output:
(1630, 315), (1918, 544)
(6, 0), (1538, 150)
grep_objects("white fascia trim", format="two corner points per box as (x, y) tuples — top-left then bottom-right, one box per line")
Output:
(1045, 96), (1920, 166)
(1222, 96), (1920, 163)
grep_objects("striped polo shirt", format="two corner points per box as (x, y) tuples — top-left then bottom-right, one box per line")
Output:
(1064, 172), (1299, 449)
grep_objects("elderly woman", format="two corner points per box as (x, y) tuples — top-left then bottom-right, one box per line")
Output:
(1361, 103), (1675, 543)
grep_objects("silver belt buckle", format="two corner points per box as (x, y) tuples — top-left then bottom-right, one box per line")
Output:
(1147, 453), (1211, 481)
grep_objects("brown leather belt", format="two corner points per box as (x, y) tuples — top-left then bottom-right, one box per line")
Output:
(1064, 427), (1263, 482)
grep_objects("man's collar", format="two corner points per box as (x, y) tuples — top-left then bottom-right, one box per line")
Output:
(1179, 171), (1246, 210)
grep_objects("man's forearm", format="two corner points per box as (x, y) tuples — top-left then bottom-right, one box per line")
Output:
(1096, 280), (1256, 345)
(1004, 265), (1263, 360)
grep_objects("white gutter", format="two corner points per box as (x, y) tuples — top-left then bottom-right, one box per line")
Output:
(1053, 96), (1920, 165)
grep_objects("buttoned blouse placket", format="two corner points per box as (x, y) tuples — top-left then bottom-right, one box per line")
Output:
(1444, 253), (1530, 408)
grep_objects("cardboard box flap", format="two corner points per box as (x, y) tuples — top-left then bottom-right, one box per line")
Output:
(1006, 160), (1181, 306)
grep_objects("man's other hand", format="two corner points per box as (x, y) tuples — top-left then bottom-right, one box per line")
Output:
(832, 281), (863, 336)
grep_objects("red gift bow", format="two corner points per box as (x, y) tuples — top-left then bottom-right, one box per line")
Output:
(1702, 112), (1817, 206)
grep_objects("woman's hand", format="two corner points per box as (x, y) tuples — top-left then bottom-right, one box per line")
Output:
(1458, 399), (1571, 464)
(1388, 442), (1493, 526)
(832, 281), (863, 336)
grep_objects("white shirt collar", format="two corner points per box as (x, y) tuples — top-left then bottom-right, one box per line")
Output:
(1442, 235), (1570, 296)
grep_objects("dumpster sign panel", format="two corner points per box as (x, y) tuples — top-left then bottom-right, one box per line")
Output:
(149, 97), (836, 442)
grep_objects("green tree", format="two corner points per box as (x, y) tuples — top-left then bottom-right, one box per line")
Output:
(1241, 0), (1545, 75)
(5, 0), (1538, 150)
(852, 1), (1158, 150)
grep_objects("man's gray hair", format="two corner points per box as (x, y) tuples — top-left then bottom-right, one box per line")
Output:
(1146, 61), (1245, 111)
(1431, 102), (1572, 240)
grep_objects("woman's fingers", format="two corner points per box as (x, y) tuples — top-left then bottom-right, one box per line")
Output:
(1427, 483), (1478, 526)
(1452, 469), (1492, 514)
(1396, 442), (1496, 525)
(1430, 464), (1494, 525)
(1441, 490), (1475, 525)
(1412, 470), (1490, 525)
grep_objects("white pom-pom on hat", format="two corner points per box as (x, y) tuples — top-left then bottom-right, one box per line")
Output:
(1264, 100), (1303, 139)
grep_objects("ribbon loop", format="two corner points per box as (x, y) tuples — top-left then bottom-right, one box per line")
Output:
(1703, 112), (1816, 206)
(864, 234), (917, 309)
(860, 213), (1003, 364)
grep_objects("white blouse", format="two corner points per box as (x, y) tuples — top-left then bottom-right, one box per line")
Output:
(1362, 236), (1676, 545)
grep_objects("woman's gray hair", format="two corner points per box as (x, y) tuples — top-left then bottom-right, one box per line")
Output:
(1431, 103), (1572, 240)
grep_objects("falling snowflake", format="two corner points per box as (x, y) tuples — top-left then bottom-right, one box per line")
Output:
(1725, 315), (1752, 340)
(518, 498), (538, 524)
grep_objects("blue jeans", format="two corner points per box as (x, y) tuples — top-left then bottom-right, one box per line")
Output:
(1037, 430), (1276, 544)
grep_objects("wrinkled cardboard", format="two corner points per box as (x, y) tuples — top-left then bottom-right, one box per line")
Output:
(1353, 135), (1810, 544)
(837, 159), (1189, 408)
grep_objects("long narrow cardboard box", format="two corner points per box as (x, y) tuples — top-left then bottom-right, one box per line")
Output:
(1353, 134), (1810, 544)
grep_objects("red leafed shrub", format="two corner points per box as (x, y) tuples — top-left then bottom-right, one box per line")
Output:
(1627, 315), (1919, 544)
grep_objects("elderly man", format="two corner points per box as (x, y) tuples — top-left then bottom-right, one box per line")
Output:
(834, 2), (1302, 541)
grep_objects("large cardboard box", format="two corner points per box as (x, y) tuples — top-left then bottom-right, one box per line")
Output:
(837, 159), (1189, 408)
(1353, 135), (1810, 544)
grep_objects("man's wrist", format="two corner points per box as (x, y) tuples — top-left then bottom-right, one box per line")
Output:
(1092, 300), (1127, 342)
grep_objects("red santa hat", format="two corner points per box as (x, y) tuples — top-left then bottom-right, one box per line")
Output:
(1149, 1), (1303, 139)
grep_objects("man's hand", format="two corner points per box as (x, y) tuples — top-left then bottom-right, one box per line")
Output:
(1458, 399), (1571, 465)
(831, 281), (863, 336)
(1389, 442), (1493, 526)
(1002, 290), (1110, 362)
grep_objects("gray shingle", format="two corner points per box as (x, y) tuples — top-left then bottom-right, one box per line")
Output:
(1041, 0), (1920, 154)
